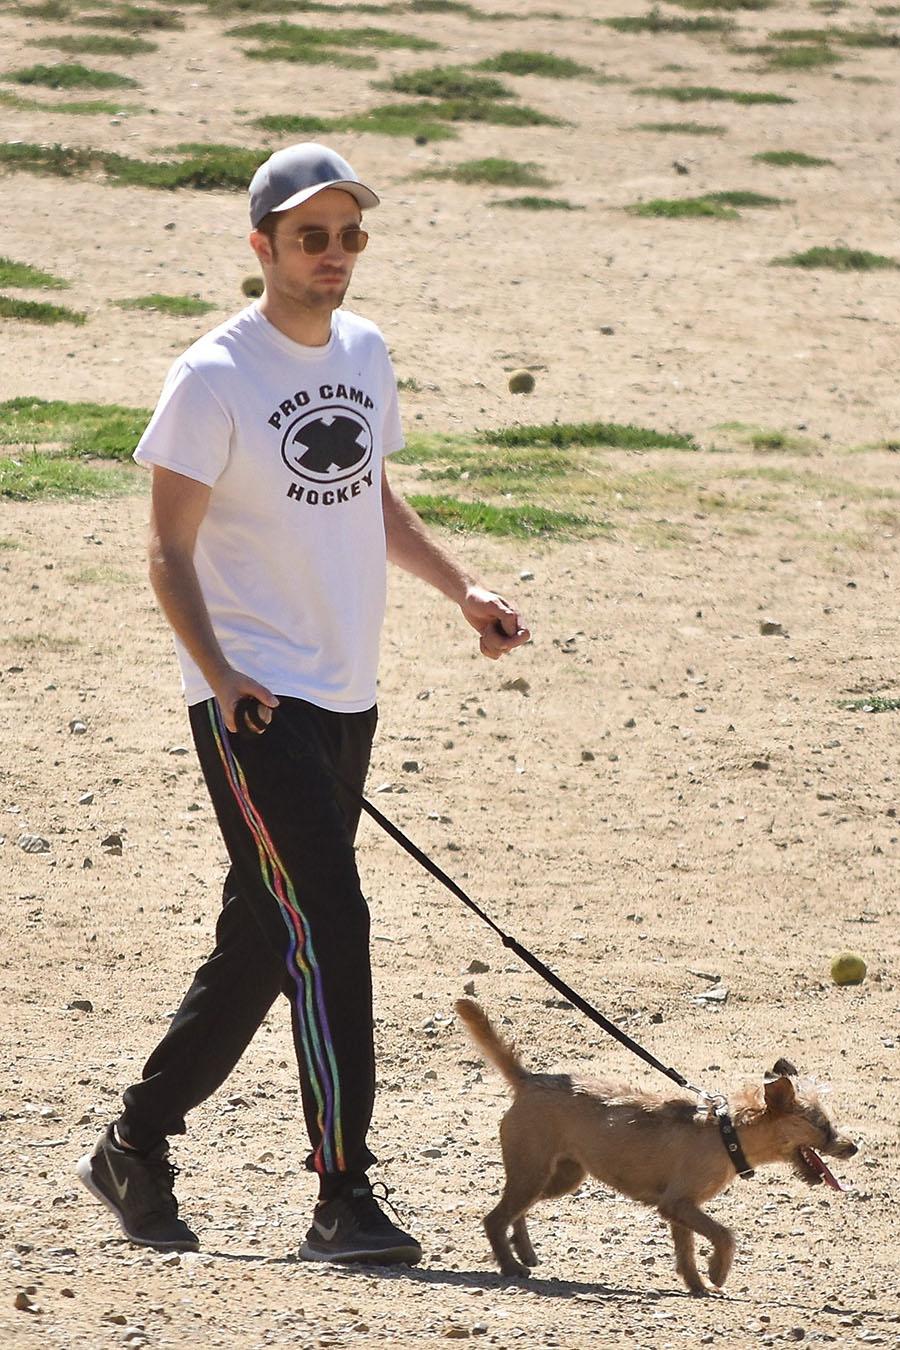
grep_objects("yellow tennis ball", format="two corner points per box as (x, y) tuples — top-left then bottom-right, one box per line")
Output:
(508, 369), (535, 394)
(830, 951), (866, 986)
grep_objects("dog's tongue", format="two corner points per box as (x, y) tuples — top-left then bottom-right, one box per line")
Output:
(802, 1147), (845, 1192)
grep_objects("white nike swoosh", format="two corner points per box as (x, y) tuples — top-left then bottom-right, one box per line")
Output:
(106, 1155), (130, 1203)
(312, 1217), (339, 1242)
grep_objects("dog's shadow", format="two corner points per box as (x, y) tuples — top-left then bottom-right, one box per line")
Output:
(204, 1249), (681, 1302)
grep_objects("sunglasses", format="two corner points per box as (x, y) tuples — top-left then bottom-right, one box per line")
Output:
(281, 226), (369, 256)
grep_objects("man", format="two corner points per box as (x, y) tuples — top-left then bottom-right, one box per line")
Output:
(76, 143), (529, 1265)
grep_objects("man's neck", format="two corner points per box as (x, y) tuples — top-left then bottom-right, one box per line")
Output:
(258, 293), (335, 347)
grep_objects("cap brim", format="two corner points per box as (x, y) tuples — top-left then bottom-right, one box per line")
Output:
(269, 178), (379, 217)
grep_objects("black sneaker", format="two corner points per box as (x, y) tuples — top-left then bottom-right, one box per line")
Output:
(299, 1180), (422, 1265)
(76, 1125), (199, 1252)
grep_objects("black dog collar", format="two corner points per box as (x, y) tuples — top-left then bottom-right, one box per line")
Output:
(715, 1102), (755, 1180)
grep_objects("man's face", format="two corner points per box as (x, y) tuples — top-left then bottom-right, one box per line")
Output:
(251, 187), (364, 313)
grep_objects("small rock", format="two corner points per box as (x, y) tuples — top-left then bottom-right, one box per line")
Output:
(78, 792), (94, 806)
(18, 834), (50, 853)
(401, 760), (421, 773)
(759, 619), (785, 636)
(444, 1328), (470, 1340)
(14, 1291), (41, 1313)
(463, 980), (476, 995)
(599, 325), (615, 335)
(467, 959), (490, 974)
(67, 999), (93, 1013)
(580, 749), (595, 761)
(624, 717), (636, 728)
(751, 759), (770, 771)
(61, 1288), (75, 1298)
(101, 833), (123, 853)
(167, 746), (190, 756)
(69, 719), (87, 735)
(160, 1253), (181, 1267)
(673, 159), (689, 174)
(103, 1312), (129, 1324)
(519, 570), (534, 580)
(500, 676), (530, 696)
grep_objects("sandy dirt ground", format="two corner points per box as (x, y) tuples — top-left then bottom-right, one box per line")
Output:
(1, 0), (899, 1347)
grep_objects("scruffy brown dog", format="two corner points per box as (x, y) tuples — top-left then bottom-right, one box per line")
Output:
(456, 998), (857, 1295)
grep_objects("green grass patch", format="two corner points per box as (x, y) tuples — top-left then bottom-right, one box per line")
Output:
(605, 13), (734, 34)
(416, 157), (552, 187)
(5, 62), (138, 89)
(339, 103), (459, 138)
(228, 21), (438, 68)
(0, 89), (141, 113)
(772, 246), (899, 270)
(837, 695), (900, 713)
(637, 84), (795, 104)
(0, 397), (151, 458)
(0, 295), (85, 323)
(0, 141), (267, 191)
(482, 421), (697, 450)
(0, 256), (68, 288)
(491, 195), (583, 210)
(249, 113), (332, 134)
(635, 120), (727, 134)
(0, 453), (133, 501)
(748, 43), (843, 71)
(753, 149), (834, 166)
(771, 24), (900, 48)
(74, 5), (186, 29)
(477, 50), (592, 79)
(406, 495), (594, 538)
(627, 190), (787, 221)
(27, 34), (157, 57)
(114, 293), (216, 316)
(385, 66), (513, 100)
(669, 0), (776, 8)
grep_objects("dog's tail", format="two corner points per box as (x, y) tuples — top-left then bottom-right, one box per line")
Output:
(455, 997), (529, 1090)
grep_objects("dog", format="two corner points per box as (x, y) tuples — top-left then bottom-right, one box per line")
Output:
(455, 997), (857, 1295)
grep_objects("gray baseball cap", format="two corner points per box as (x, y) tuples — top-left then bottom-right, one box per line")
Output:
(249, 143), (379, 227)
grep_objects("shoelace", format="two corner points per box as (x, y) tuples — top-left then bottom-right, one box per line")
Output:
(351, 1180), (405, 1229)
(144, 1155), (181, 1218)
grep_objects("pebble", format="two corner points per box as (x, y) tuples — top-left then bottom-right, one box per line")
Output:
(69, 719), (87, 734)
(467, 959), (490, 974)
(759, 619), (785, 636)
(14, 1291), (41, 1313)
(167, 746), (190, 756)
(402, 760), (421, 772)
(501, 676), (530, 695)
(67, 999), (93, 1013)
(444, 1327), (470, 1339)
(78, 792), (94, 806)
(519, 570), (534, 580)
(18, 834), (50, 853)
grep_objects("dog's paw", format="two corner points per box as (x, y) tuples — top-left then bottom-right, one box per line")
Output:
(708, 1236), (735, 1289)
(499, 1260), (531, 1279)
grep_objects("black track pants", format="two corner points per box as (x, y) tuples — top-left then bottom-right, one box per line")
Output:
(118, 697), (378, 1176)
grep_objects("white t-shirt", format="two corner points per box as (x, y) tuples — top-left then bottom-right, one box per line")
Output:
(134, 304), (404, 711)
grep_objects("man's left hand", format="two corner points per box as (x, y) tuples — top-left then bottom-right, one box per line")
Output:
(461, 585), (531, 660)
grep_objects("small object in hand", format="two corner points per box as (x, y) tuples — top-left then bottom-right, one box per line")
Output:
(235, 696), (269, 736)
(507, 369), (535, 394)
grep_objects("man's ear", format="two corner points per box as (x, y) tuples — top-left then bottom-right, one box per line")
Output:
(249, 229), (272, 267)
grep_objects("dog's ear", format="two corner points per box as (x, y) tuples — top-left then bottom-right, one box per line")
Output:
(763, 1069), (797, 1114)
(771, 1057), (799, 1079)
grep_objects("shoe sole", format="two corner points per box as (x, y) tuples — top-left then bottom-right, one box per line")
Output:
(75, 1155), (200, 1252)
(298, 1239), (422, 1266)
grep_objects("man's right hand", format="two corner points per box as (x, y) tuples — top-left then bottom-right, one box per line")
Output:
(212, 670), (279, 734)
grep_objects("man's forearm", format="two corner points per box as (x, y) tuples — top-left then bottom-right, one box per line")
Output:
(382, 477), (475, 603)
(149, 548), (231, 691)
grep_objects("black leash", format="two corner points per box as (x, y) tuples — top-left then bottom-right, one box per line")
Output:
(234, 697), (754, 1177)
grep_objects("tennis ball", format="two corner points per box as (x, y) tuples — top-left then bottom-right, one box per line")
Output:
(508, 369), (535, 394)
(241, 274), (264, 298)
(830, 951), (866, 986)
